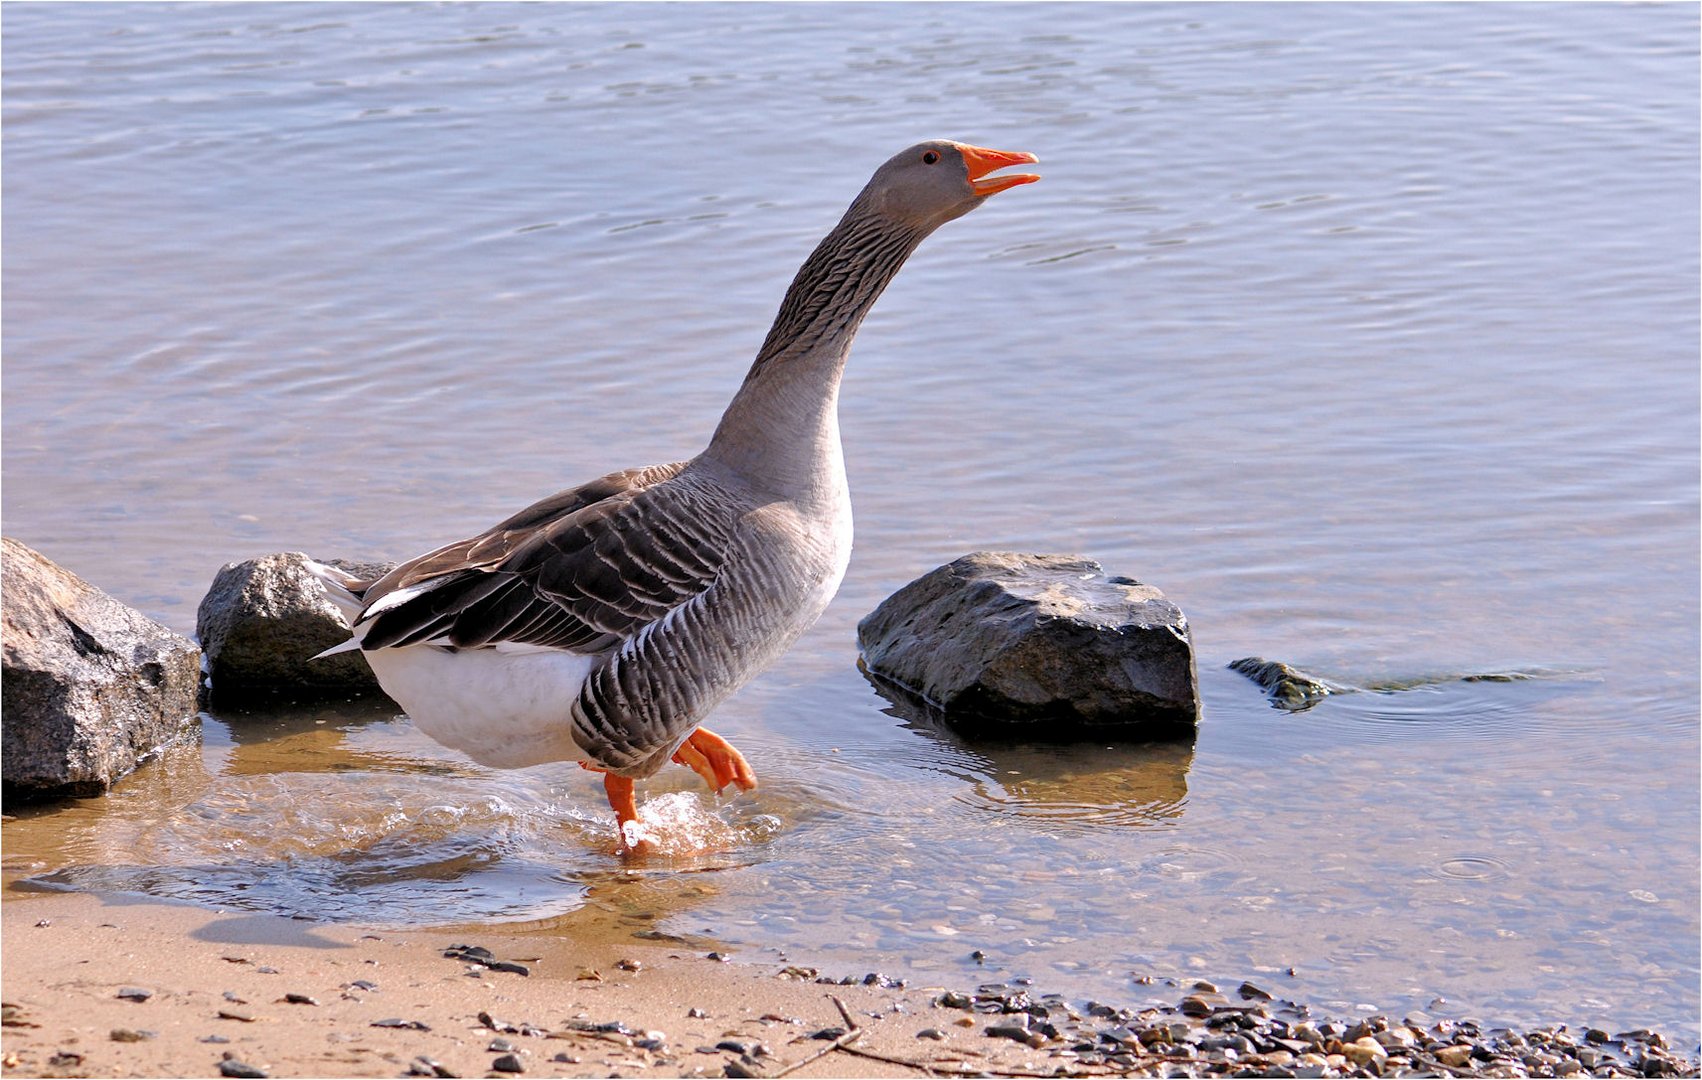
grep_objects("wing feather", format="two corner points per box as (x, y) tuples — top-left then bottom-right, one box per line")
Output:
(350, 461), (744, 659)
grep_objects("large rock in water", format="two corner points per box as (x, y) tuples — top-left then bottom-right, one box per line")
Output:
(857, 552), (1198, 736)
(1, 537), (202, 801)
(196, 552), (393, 703)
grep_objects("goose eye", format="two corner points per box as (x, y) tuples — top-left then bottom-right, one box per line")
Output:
(922, 150), (940, 165)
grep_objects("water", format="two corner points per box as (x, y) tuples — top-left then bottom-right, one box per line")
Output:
(4, 1), (1697, 1045)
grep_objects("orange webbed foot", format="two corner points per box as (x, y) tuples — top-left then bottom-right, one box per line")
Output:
(671, 727), (757, 795)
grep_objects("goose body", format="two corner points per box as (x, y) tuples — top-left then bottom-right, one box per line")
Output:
(313, 140), (1039, 849)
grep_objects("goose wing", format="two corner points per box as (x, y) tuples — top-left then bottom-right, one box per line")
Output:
(350, 461), (741, 655)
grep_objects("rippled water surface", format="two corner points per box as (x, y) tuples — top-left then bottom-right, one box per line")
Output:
(5, 2), (1697, 1045)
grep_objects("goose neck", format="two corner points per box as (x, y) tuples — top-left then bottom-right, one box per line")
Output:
(704, 206), (927, 498)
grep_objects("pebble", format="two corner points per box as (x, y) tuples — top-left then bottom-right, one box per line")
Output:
(1343, 1036), (1388, 1065)
(406, 1058), (458, 1078)
(371, 1017), (431, 1031)
(443, 943), (529, 976)
(217, 1060), (268, 1079)
(986, 1017), (1046, 1049)
(1376, 1026), (1416, 1049)
(109, 1028), (157, 1042)
(281, 993), (318, 1006)
(491, 1052), (525, 1073)
(478, 1011), (531, 1034)
(1180, 993), (1223, 1017)
(116, 987), (153, 1002)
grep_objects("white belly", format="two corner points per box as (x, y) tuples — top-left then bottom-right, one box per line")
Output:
(363, 643), (595, 769)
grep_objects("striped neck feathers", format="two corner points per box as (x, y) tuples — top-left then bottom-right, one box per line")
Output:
(702, 202), (930, 494)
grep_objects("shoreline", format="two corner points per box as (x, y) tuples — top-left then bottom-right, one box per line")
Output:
(2, 889), (1694, 1079)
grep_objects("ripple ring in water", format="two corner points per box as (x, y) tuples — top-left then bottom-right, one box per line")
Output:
(1436, 855), (1513, 881)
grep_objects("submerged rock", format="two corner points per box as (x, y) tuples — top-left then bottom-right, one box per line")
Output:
(195, 552), (393, 703)
(1230, 657), (1565, 712)
(857, 552), (1198, 736)
(1227, 657), (1344, 712)
(1, 537), (202, 801)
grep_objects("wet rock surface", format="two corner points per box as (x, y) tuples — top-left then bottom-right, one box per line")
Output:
(858, 552), (1199, 736)
(1, 537), (202, 802)
(195, 551), (393, 703)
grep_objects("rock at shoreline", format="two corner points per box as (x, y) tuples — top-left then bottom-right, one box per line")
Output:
(1, 537), (202, 801)
(857, 552), (1198, 736)
(196, 552), (393, 703)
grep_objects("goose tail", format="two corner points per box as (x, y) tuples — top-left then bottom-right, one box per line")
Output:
(306, 558), (369, 657)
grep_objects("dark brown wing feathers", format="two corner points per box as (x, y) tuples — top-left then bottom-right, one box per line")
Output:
(352, 461), (738, 656)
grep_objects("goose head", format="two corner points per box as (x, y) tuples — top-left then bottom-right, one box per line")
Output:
(857, 139), (1040, 230)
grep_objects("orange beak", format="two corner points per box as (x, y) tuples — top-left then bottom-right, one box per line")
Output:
(961, 144), (1040, 197)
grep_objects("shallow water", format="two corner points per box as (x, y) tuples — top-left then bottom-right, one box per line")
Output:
(4, 2), (1697, 1045)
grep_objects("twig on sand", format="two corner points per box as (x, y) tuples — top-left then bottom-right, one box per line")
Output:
(831, 995), (858, 1030)
(817, 995), (1110, 1079)
(760, 993), (1125, 1080)
(769, 996), (863, 1079)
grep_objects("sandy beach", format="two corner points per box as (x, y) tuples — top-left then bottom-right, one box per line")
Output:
(5, 887), (1696, 1080)
(2, 888), (1057, 1079)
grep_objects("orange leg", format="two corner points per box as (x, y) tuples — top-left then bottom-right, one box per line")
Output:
(671, 726), (757, 794)
(578, 762), (649, 854)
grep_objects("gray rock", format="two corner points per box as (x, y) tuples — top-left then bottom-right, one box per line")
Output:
(2, 537), (202, 802)
(857, 553), (1198, 735)
(195, 552), (392, 702)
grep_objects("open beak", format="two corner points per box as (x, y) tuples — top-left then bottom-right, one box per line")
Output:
(961, 144), (1040, 197)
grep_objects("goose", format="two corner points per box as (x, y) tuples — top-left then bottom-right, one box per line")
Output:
(312, 140), (1040, 852)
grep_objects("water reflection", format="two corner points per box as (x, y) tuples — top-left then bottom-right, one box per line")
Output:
(867, 668), (1194, 832)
